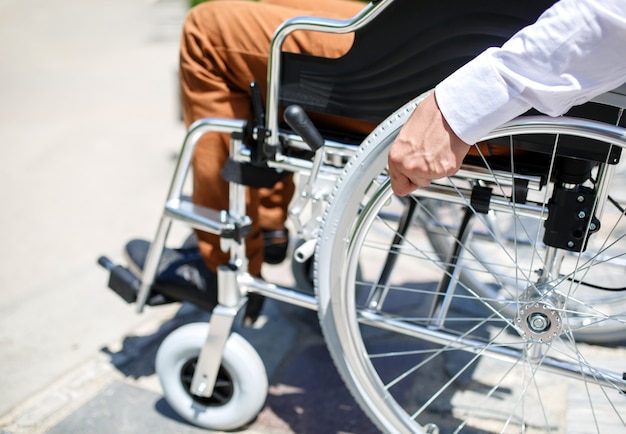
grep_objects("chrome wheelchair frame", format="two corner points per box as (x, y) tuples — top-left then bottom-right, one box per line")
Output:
(99, 0), (626, 432)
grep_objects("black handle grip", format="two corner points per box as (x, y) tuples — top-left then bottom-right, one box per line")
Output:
(98, 256), (115, 270)
(283, 105), (324, 152)
(250, 81), (265, 125)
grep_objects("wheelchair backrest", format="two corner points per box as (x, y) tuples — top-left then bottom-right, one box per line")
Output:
(280, 0), (556, 124)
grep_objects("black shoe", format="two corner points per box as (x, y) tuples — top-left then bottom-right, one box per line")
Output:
(175, 234), (267, 323)
(124, 239), (218, 311)
(125, 237), (266, 322)
(262, 228), (289, 264)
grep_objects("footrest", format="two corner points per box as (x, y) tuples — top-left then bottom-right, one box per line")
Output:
(97, 256), (216, 311)
(98, 256), (139, 303)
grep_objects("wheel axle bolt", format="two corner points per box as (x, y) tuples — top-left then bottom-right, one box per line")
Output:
(528, 313), (550, 333)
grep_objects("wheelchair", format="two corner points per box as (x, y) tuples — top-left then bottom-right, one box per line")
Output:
(99, 0), (626, 432)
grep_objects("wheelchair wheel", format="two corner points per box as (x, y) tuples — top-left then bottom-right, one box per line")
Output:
(155, 322), (267, 431)
(316, 93), (626, 433)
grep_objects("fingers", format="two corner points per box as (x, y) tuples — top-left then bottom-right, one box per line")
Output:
(389, 164), (432, 196)
(389, 172), (416, 196)
(387, 92), (471, 196)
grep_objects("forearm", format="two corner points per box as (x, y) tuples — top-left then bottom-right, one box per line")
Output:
(436, 0), (626, 144)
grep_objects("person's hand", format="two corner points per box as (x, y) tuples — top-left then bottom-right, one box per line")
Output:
(388, 92), (471, 196)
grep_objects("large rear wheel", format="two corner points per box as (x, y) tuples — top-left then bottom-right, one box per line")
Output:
(316, 94), (626, 433)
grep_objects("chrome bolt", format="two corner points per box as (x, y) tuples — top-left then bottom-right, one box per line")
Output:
(578, 211), (586, 219)
(528, 313), (550, 333)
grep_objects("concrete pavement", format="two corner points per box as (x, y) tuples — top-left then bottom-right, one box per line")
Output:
(0, 0), (193, 423)
(0, 290), (379, 434)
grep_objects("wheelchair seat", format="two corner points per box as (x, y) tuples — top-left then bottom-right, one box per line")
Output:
(279, 0), (624, 167)
(280, 0), (556, 125)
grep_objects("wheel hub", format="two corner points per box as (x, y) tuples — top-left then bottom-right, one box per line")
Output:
(517, 302), (562, 342)
(181, 358), (234, 406)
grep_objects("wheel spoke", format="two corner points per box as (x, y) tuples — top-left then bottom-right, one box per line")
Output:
(317, 100), (626, 432)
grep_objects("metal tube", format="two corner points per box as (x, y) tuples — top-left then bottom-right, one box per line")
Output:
(358, 310), (626, 390)
(265, 0), (389, 155)
(486, 116), (626, 148)
(136, 118), (246, 313)
(243, 275), (318, 311)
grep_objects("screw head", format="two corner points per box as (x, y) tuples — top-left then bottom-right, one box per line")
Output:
(528, 313), (551, 333)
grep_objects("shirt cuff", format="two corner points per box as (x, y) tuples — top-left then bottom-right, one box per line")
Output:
(435, 48), (531, 145)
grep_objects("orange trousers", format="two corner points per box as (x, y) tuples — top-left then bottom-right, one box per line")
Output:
(180, 0), (366, 275)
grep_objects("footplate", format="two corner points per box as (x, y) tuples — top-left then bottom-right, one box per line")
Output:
(98, 256), (140, 303)
(97, 256), (216, 310)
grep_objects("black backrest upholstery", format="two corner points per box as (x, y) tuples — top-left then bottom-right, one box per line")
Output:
(280, 0), (555, 124)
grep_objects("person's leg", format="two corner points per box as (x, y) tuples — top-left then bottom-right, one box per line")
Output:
(180, 0), (365, 275)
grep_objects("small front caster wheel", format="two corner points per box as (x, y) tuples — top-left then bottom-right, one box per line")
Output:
(155, 322), (268, 431)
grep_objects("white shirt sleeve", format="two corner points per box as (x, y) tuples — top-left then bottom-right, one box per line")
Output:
(435, 0), (626, 145)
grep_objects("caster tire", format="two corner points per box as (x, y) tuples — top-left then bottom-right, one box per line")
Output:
(155, 322), (268, 431)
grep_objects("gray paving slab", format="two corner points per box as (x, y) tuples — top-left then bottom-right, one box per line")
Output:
(46, 381), (208, 434)
(0, 294), (380, 434)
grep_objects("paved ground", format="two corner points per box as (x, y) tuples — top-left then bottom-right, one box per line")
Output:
(0, 290), (380, 434)
(0, 0), (188, 419)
